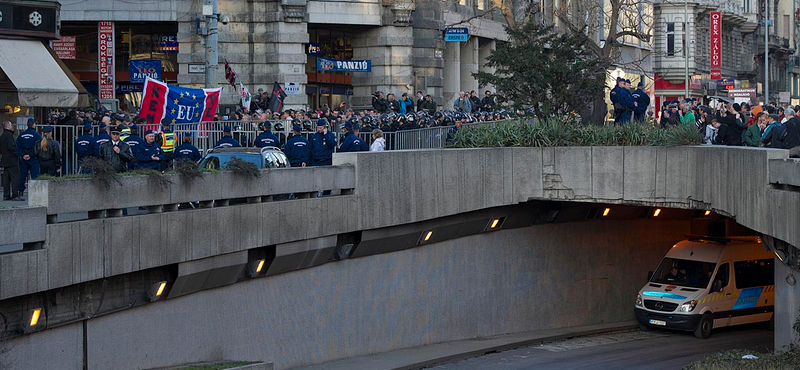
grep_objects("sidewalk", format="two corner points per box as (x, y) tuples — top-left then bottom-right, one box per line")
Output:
(289, 321), (637, 370)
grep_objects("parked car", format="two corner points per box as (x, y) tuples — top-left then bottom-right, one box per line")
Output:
(198, 147), (290, 170)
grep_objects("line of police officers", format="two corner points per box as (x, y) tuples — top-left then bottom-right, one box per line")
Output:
(210, 117), (366, 167)
(609, 77), (650, 125)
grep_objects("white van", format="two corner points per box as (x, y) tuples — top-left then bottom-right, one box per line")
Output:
(635, 236), (775, 338)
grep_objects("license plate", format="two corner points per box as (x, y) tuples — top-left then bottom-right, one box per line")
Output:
(649, 319), (667, 326)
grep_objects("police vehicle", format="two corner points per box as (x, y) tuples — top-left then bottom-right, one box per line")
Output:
(635, 235), (774, 338)
(198, 147), (290, 170)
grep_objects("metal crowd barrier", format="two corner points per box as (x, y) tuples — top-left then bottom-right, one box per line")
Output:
(40, 118), (514, 174)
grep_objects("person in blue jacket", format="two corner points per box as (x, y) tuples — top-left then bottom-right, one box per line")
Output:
(135, 130), (165, 170)
(285, 123), (311, 167)
(353, 124), (370, 151)
(173, 135), (202, 162)
(338, 121), (364, 153)
(253, 121), (280, 148)
(75, 122), (95, 171)
(631, 81), (650, 122)
(122, 122), (144, 169)
(310, 118), (336, 166)
(610, 78), (637, 125)
(93, 121), (112, 155)
(16, 118), (41, 195)
(214, 126), (241, 148)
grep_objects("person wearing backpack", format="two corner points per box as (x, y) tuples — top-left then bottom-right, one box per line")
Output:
(779, 110), (800, 156)
(38, 126), (62, 176)
(761, 114), (782, 147)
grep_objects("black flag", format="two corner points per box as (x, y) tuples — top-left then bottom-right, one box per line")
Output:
(268, 82), (287, 113)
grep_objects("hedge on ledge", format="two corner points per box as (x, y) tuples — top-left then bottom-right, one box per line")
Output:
(447, 119), (704, 148)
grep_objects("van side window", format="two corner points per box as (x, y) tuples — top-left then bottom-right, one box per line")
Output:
(734, 259), (774, 289)
(713, 263), (729, 290)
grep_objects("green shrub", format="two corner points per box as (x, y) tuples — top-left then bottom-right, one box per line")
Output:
(447, 119), (703, 148)
(224, 157), (261, 179)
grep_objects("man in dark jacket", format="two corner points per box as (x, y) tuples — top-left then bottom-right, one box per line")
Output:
(16, 118), (40, 196)
(481, 91), (495, 111)
(173, 135), (202, 162)
(285, 123), (311, 167)
(716, 103), (747, 146)
(1, 121), (22, 200)
(780, 112), (800, 152)
(338, 122), (364, 153)
(133, 130), (164, 170)
(310, 119), (336, 166)
(372, 92), (389, 113)
(469, 91), (481, 113)
(98, 126), (134, 172)
(253, 121), (280, 148)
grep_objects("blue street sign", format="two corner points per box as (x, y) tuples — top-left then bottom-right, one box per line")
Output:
(445, 27), (469, 42)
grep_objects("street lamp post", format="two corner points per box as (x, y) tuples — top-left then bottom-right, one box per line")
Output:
(204, 0), (219, 89)
(765, 0), (770, 103)
(684, 0), (689, 99)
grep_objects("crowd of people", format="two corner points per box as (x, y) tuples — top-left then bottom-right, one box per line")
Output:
(658, 97), (800, 152)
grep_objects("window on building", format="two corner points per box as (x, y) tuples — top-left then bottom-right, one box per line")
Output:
(734, 259), (774, 289)
(743, 0), (750, 13)
(667, 22), (675, 57)
(784, 15), (790, 38)
(477, 0), (485, 10)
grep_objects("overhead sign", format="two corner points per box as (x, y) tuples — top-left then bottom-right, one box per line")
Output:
(716, 78), (735, 90)
(444, 27), (468, 42)
(780, 91), (791, 103)
(52, 35), (76, 60)
(710, 12), (722, 81)
(727, 88), (756, 98)
(98, 21), (115, 100)
(129, 60), (162, 83)
(316, 57), (371, 72)
(285, 81), (300, 95)
(306, 42), (321, 56)
(0, 2), (59, 39)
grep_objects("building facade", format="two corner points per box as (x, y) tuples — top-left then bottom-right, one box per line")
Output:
(56, 0), (508, 113)
(653, 0), (799, 107)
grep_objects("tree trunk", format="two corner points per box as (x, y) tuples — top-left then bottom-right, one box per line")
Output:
(578, 91), (607, 125)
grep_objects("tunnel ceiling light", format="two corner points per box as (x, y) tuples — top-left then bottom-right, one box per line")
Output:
(248, 259), (267, 278)
(418, 231), (434, 245)
(484, 217), (507, 232)
(653, 209), (661, 217)
(491, 219), (500, 228)
(22, 308), (43, 334)
(424, 231), (433, 241)
(704, 210), (711, 216)
(148, 281), (168, 302)
(602, 208), (610, 217)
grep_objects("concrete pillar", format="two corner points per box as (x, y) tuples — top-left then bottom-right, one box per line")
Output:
(478, 39), (496, 94)
(351, 26), (415, 109)
(411, 0), (446, 109)
(460, 37), (479, 95)
(775, 260), (799, 351)
(442, 41), (460, 109)
(177, 0), (309, 109)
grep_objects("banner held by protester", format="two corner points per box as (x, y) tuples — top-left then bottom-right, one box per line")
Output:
(139, 77), (222, 126)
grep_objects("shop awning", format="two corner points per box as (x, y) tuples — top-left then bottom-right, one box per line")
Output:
(0, 39), (85, 107)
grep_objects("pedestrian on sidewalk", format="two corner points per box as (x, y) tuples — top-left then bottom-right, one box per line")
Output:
(1, 121), (22, 201)
(38, 126), (62, 176)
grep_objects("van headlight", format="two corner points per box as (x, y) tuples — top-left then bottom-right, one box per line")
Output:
(635, 294), (643, 307)
(678, 300), (697, 312)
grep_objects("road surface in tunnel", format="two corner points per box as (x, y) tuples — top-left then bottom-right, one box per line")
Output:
(426, 325), (773, 370)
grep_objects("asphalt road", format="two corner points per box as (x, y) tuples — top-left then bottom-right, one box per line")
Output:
(426, 324), (773, 370)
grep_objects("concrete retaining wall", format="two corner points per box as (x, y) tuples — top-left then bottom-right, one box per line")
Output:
(0, 207), (46, 246)
(28, 166), (355, 215)
(2, 219), (689, 370)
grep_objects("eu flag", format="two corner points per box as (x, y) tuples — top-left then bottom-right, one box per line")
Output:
(139, 77), (222, 127)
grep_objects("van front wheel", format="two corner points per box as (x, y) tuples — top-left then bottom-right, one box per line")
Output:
(694, 313), (713, 339)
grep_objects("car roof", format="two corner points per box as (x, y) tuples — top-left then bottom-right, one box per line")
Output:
(209, 147), (282, 154)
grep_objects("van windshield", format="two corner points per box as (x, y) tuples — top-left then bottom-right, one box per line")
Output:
(650, 257), (716, 289)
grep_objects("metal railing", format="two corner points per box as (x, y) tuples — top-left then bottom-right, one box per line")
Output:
(35, 119), (514, 174)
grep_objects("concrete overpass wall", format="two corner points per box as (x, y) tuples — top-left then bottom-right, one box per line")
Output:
(2, 219), (689, 370)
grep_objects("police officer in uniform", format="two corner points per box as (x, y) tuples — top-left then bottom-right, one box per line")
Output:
(274, 122), (287, 149)
(76, 122), (95, 172)
(16, 118), (41, 196)
(93, 121), (112, 156)
(135, 130), (165, 170)
(610, 78), (637, 125)
(215, 126), (242, 148)
(310, 118), (336, 166)
(173, 135), (202, 162)
(631, 81), (650, 122)
(285, 123), (311, 167)
(353, 124), (370, 151)
(155, 119), (175, 171)
(253, 121), (280, 148)
(338, 121), (364, 152)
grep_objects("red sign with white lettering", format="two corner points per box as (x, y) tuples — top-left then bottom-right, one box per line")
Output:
(52, 36), (76, 60)
(710, 12), (722, 80)
(98, 21), (115, 100)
